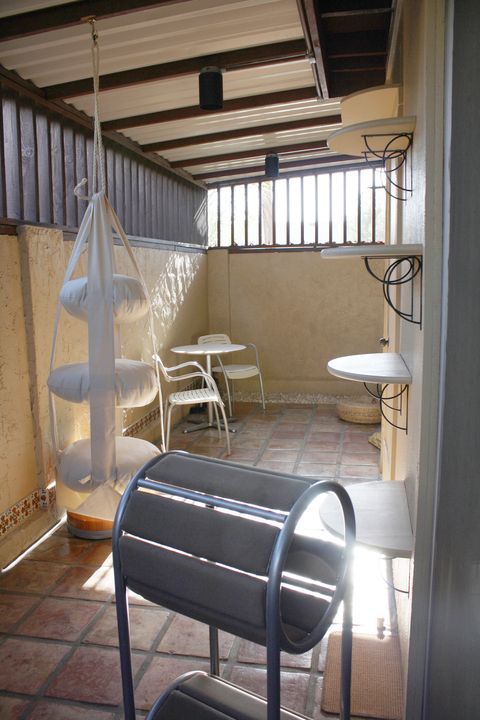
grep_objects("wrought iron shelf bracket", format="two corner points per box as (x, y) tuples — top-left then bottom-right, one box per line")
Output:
(321, 244), (423, 328)
(362, 132), (414, 201)
(363, 381), (409, 433)
(364, 253), (423, 327)
(328, 113), (416, 201)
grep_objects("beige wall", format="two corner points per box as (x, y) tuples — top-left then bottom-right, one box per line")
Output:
(0, 234), (38, 511)
(208, 248), (384, 397)
(381, 0), (446, 710)
(0, 226), (208, 564)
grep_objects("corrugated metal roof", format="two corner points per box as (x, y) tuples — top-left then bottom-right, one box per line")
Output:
(0, 0), (392, 183)
(0, 1), (303, 84)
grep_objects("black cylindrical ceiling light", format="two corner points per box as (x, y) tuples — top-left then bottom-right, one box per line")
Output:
(265, 153), (280, 178)
(199, 66), (223, 110)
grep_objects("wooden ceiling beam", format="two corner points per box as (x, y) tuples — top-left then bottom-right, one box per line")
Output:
(170, 140), (329, 168)
(330, 57), (387, 72)
(193, 154), (353, 180)
(44, 39), (307, 100)
(296, 0), (330, 98)
(142, 114), (341, 153)
(327, 30), (388, 58)
(321, 8), (392, 34)
(209, 160), (373, 188)
(102, 86), (318, 131)
(0, 1), (190, 41)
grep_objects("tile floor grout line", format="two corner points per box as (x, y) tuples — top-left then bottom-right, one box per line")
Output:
(20, 694), (120, 720)
(335, 421), (348, 481)
(305, 642), (323, 718)
(127, 612), (178, 707)
(0, 403), (389, 719)
(292, 406), (316, 475)
(14, 606), (115, 711)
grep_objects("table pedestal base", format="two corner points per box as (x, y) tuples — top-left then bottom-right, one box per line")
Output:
(183, 420), (237, 434)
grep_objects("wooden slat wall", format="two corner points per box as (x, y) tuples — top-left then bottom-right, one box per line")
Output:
(0, 87), (206, 245)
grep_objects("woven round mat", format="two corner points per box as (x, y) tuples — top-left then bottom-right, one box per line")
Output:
(337, 398), (381, 424)
(321, 632), (403, 719)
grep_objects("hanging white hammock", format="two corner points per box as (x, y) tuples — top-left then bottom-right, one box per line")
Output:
(48, 22), (165, 531)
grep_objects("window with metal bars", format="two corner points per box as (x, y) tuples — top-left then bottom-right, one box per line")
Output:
(207, 165), (385, 249)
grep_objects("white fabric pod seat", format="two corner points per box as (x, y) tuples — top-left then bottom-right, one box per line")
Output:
(60, 274), (148, 324)
(48, 359), (158, 407)
(58, 436), (159, 494)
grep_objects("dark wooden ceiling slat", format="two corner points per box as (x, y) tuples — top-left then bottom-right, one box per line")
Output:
(330, 56), (387, 72)
(142, 115), (341, 153)
(0, 1), (190, 41)
(319, 0), (391, 10)
(193, 154), (354, 181)
(141, 115), (342, 152)
(330, 70), (386, 98)
(102, 87), (318, 131)
(44, 39), (306, 99)
(170, 140), (329, 168)
(321, 8), (392, 34)
(327, 30), (388, 57)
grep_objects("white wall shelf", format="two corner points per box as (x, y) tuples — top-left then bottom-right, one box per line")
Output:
(327, 352), (411, 432)
(321, 243), (423, 260)
(340, 85), (400, 127)
(319, 480), (413, 558)
(321, 245), (423, 327)
(328, 116), (416, 158)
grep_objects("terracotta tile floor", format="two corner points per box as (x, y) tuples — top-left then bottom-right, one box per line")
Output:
(0, 403), (396, 719)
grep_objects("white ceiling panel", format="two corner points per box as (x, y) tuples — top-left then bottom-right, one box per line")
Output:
(0, 0), (77, 16)
(184, 148), (332, 172)
(162, 125), (340, 163)
(124, 99), (340, 145)
(0, 0), (303, 86)
(70, 61), (313, 121)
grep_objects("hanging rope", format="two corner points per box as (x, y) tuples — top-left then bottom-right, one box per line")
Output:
(75, 17), (106, 199)
(89, 18), (106, 195)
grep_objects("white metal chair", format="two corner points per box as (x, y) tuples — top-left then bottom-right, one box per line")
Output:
(198, 334), (265, 416)
(153, 353), (230, 455)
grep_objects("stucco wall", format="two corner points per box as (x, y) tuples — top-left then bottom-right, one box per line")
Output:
(208, 248), (384, 397)
(0, 226), (208, 564)
(382, 0), (446, 711)
(0, 235), (38, 511)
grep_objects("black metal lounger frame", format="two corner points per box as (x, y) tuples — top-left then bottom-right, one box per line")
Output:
(112, 451), (356, 720)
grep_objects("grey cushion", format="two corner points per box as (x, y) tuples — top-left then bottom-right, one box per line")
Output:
(146, 452), (309, 512)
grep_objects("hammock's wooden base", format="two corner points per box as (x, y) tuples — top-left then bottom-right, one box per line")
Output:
(67, 511), (113, 540)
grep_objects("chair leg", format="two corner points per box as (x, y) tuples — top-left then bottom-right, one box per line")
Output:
(222, 371), (233, 417)
(213, 403), (221, 440)
(258, 372), (266, 412)
(165, 404), (173, 450)
(219, 403), (231, 456)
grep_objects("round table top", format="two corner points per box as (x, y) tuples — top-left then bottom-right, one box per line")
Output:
(171, 342), (246, 355)
(319, 480), (413, 558)
(327, 352), (412, 385)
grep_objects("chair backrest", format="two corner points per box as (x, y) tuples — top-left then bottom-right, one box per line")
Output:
(153, 353), (173, 383)
(198, 333), (231, 345)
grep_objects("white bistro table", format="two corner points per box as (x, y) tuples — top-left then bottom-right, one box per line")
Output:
(171, 342), (246, 431)
(327, 352), (412, 432)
